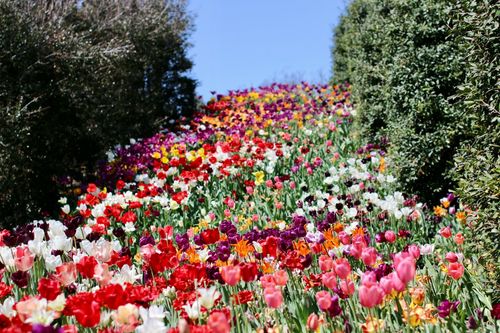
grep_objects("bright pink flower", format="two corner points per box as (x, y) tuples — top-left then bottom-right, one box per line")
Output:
(14, 246), (34, 272)
(338, 231), (351, 245)
(454, 233), (464, 245)
(340, 278), (355, 296)
(384, 230), (396, 243)
(361, 247), (377, 266)
(273, 270), (288, 286)
(445, 252), (458, 263)
(321, 272), (337, 290)
(260, 274), (276, 289)
(389, 272), (406, 292)
(307, 313), (320, 331)
(333, 258), (351, 279)
(394, 252), (416, 284)
(380, 276), (394, 294)
(447, 262), (464, 280)
(221, 266), (241, 286)
(360, 271), (377, 286)
(208, 312), (231, 333)
(315, 291), (332, 311)
(55, 262), (77, 286)
(319, 255), (334, 272)
(264, 287), (283, 308)
(439, 226), (452, 238)
(408, 244), (421, 259)
(358, 283), (384, 308)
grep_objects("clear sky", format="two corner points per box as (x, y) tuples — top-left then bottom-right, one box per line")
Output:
(187, 0), (348, 100)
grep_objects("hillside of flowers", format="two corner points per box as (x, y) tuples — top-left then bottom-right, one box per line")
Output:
(0, 83), (498, 332)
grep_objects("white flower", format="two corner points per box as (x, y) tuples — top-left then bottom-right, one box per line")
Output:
(111, 264), (141, 285)
(197, 286), (220, 310)
(58, 197), (67, 205)
(44, 254), (62, 272)
(0, 247), (14, 270)
(61, 205), (71, 215)
(136, 306), (167, 333)
(253, 241), (263, 254)
(183, 301), (201, 320)
(0, 297), (16, 317)
(420, 244), (435, 255)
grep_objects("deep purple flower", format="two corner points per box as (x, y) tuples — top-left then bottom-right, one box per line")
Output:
(32, 324), (64, 333)
(437, 300), (460, 318)
(139, 235), (155, 247)
(11, 270), (30, 288)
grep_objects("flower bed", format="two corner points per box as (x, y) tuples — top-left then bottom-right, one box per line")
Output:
(0, 83), (497, 332)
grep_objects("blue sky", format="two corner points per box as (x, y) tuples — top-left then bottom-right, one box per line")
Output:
(187, 0), (348, 100)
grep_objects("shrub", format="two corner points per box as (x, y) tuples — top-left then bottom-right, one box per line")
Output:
(332, 0), (499, 300)
(0, 0), (196, 228)
(451, 0), (499, 301)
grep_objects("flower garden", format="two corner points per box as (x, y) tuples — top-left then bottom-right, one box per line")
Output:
(0, 83), (497, 332)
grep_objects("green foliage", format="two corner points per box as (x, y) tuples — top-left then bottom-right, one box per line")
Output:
(0, 0), (196, 228)
(451, 0), (500, 301)
(332, 0), (499, 300)
(333, 0), (467, 200)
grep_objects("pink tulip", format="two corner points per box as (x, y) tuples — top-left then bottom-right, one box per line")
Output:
(333, 258), (351, 279)
(358, 283), (384, 308)
(321, 272), (337, 290)
(208, 312), (230, 333)
(315, 291), (332, 311)
(307, 313), (320, 331)
(394, 252), (416, 284)
(360, 271), (377, 285)
(408, 244), (421, 259)
(447, 262), (464, 280)
(338, 231), (351, 245)
(260, 274), (276, 289)
(221, 266), (241, 286)
(389, 272), (406, 292)
(454, 233), (464, 245)
(349, 244), (362, 260)
(380, 276), (394, 294)
(384, 231), (396, 243)
(319, 255), (333, 272)
(340, 278), (355, 296)
(273, 270), (288, 286)
(445, 252), (458, 263)
(439, 226), (452, 238)
(264, 287), (283, 308)
(55, 262), (77, 286)
(14, 246), (34, 272)
(361, 247), (377, 267)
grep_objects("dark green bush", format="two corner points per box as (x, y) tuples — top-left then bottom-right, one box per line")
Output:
(333, 0), (467, 200)
(0, 0), (196, 228)
(451, 0), (499, 300)
(332, 0), (499, 300)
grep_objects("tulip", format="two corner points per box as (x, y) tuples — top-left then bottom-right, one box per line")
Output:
(264, 287), (283, 308)
(447, 262), (464, 280)
(221, 265), (241, 286)
(208, 312), (231, 333)
(358, 283), (384, 308)
(340, 278), (355, 296)
(14, 246), (34, 272)
(307, 313), (320, 331)
(333, 258), (351, 279)
(384, 230), (396, 243)
(394, 252), (415, 284)
(322, 271), (337, 290)
(316, 291), (332, 311)
(361, 247), (377, 267)
(319, 255), (334, 272)
(273, 270), (288, 286)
